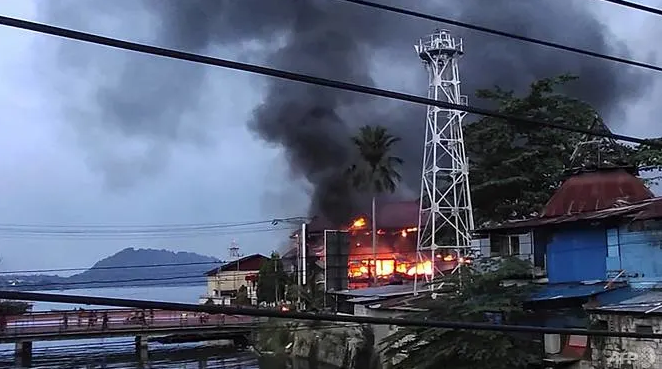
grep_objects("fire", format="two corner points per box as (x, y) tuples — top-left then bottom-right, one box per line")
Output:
(348, 256), (433, 280)
(351, 217), (367, 229)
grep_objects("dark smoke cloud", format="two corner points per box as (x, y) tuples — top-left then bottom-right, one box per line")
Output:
(43, 0), (651, 221)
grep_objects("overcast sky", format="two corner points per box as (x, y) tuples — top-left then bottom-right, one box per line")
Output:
(0, 0), (661, 272)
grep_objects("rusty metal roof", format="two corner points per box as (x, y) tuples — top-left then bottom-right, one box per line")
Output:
(477, 197), (662, 232)
(541, 167), (654, 217)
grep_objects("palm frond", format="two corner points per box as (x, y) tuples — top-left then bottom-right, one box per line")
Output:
(348, 125), (404, 194)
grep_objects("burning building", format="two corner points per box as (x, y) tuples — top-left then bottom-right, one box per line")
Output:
(286, 199), (460, 290)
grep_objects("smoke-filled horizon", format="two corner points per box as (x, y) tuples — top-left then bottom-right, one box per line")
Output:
(43, 0), (651, 224)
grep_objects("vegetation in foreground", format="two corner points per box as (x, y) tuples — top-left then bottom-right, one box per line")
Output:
(382, 258), (541, 369)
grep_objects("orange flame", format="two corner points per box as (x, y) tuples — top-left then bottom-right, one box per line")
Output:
(351, 217), (367, 229)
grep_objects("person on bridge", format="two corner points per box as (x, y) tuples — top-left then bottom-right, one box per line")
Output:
(62, 313), (68, 331)
(101, 312), (108, 331)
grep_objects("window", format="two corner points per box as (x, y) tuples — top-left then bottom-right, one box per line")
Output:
(636, 324), (653, 334)
(490, 235), (520, 256)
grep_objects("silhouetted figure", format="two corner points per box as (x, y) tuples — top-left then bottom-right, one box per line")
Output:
(101, 312), (108, 330)
(149, 309), (154, 325)
(62, 313), (68, 330)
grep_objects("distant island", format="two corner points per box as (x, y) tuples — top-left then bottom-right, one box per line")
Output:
(0, 247), (220, 291)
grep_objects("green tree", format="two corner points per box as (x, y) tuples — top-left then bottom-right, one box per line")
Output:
(382, 258), (540, 369)
(466, 75), (662, 225)
(348, 125), (403, 283)
(257, 252), (288, 305)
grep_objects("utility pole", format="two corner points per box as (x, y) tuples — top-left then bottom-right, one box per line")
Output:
(274, 254), (279, 305)
(271, 217), (312, 311)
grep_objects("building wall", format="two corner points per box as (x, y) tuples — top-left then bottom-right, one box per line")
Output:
(547, 227), (607, 284)
(586, 313), (662, 369)
(205, 270), (258, 303)
(479, 232), (534, 262)
(607, 222), (662, 282)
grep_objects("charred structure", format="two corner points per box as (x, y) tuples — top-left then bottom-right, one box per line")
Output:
(286, 200), (461, 290)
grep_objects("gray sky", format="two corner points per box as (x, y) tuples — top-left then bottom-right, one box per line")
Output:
(0, 0), (661, 271)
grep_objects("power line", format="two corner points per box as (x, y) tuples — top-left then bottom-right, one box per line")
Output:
(1, 289), (661, 339)
(598, 0), (662, 16)
(0, 16), (658, 147)
(0, 249), (449, 276)
(338, 0), (662, 73)
(0, 217), (304, 233)
(0, 226), (296, 240)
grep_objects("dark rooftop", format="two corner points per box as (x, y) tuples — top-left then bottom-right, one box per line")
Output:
(204, 254), (269, 276)
(306, 199), (419, 233)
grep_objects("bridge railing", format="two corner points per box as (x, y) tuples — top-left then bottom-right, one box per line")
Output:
(0, 309), (257, 337)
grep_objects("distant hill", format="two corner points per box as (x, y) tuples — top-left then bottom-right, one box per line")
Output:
(1, 247), (220, 291)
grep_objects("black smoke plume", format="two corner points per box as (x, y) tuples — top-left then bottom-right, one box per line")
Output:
(44, 0), (651, 223)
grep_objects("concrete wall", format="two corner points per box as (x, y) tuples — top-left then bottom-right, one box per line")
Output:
(205, 270), (258, 304)
(586, 313), (662, 369)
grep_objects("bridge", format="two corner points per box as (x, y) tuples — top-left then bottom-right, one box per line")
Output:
(0, 308), (258, 366)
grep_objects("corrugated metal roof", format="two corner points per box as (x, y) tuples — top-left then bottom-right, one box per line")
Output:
(528, 282), (625, 302)
(477, 168), (661, 233)
(328, 284), (414, 298)
(589, 289), (662, 314)
(541, 168), (653, 218)
(477, 197), (662, 232)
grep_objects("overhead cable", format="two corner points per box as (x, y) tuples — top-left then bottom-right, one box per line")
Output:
(337, 0), (662, 72)
(598, 0), (662, 16)
(1, 290), (662, 339)
(0, 16), (658, 147)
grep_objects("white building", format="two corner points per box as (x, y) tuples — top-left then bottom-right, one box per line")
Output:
(200, 254), (269, 306)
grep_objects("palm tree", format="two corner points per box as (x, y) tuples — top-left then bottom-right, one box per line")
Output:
(348, 125), (403, 284)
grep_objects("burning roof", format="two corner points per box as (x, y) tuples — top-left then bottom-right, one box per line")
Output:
(305, 199), (419, 234)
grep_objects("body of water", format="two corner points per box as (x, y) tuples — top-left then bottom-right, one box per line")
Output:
(0, 285), (290, 368)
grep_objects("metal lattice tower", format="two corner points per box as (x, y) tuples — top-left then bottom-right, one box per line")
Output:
(414, 30), (475, 292)
(228, 240), (241, 261)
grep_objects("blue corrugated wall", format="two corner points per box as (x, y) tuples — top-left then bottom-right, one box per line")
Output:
(547, 228), (607, 283)
(613, 225), (662, 282)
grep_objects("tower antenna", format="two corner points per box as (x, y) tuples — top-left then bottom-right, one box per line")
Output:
(414, 30), (475, 293)
(228, 239), (242, 260)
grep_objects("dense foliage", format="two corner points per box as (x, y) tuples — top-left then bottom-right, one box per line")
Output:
(382, 258), (540, 369)
(465, 75), (662, 225)
(256, 252), (289, 304)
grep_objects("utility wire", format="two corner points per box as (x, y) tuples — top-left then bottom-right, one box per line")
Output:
(338, 0), (662, 73)
(2, 290), (662, 339)
(598, 0), (662, 16)
(0, 218), (303, 233)
(0, 226), (296, 240)
(0, 16), (658, 147)
(0, 249), (440, 275)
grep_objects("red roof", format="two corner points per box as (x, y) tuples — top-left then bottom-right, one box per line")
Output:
(541, 167), (653, 217)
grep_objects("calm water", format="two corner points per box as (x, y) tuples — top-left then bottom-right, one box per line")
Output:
(0, 285), (289, 368)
